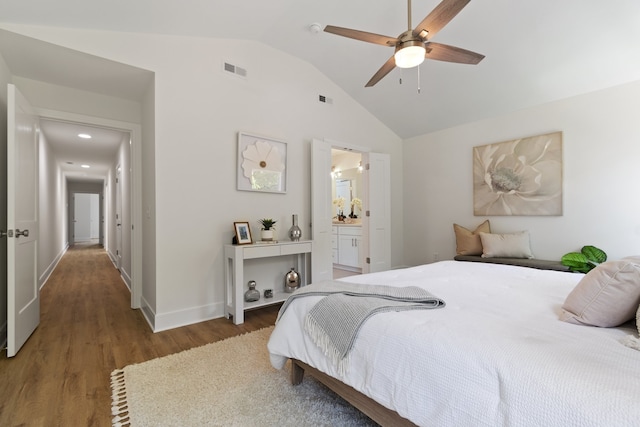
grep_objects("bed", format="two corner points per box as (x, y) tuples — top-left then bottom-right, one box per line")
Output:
(267, 260), (640, 426)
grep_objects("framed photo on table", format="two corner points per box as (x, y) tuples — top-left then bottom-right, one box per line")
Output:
(233, 222), (253, 245)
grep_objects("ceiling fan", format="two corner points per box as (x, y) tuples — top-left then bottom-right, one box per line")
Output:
(324, 0), (484, 87)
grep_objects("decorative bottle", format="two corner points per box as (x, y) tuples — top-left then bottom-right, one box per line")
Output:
(284, 268), (301, 293)
(288, 214), (302, 241)
(244, 280), (260, 302)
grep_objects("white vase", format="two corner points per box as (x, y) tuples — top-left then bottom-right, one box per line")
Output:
(261, 229), (274, 241)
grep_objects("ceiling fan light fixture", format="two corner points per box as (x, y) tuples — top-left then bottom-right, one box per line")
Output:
(394, 42), (426, 68)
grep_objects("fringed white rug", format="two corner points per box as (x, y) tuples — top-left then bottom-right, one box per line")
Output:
(110, 326), (376, 426)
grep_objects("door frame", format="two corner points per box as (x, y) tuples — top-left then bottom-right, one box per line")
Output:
(69, 191), (103, 245)
(37, 108), (143, 309)
(313, 138), (389, 279)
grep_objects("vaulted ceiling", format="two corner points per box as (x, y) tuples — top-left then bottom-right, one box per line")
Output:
(2, 0), (640, 141)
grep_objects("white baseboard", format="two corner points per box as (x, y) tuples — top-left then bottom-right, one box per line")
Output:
(39, 244), (69, 289)
(139, 295), (156, 331)
(107, 249), (117, 266)
(152, 302), (226, 332)
(138, 296), (226, 333)
(107, 250), (132, 291)
(120, 268), (132, 291)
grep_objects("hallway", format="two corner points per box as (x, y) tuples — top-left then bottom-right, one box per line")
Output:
(0, 244), (278, 426)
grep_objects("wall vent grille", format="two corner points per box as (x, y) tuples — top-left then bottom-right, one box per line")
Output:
(223, 61), (247, 79)
(318, 94), (333, 104)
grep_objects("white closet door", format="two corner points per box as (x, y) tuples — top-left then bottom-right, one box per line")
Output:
(311, 139), (333, 282)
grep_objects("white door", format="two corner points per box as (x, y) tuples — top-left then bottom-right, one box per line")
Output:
(362, 152), (391, 273)
(7, 84), (39, 357)
(311, 139), (333, 282)
(73, 193), (92, 241)
(312, 140), (392, 279)
(115, 165), (122, 270)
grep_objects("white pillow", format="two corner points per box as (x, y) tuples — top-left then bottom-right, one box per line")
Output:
(479, 231), (534, 259)
(560, 257), (640, 327)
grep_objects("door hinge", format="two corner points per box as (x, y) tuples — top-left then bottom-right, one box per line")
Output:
(366, 257), (371, 264)
(366, 210), (370, 217)
(365, 163), (370, 170)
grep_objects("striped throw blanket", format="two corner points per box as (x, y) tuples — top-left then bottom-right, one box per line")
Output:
(277, 280), (445, 373)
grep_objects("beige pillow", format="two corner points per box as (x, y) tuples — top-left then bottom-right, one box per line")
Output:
(453, 220), (490, 256)
(560, 258), (640, 327)
(479, 231), (533, 259)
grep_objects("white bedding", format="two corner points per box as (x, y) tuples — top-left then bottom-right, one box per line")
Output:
(267, 260), (640, 427)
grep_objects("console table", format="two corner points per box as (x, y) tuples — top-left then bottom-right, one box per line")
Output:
(224, 240), (312, 324)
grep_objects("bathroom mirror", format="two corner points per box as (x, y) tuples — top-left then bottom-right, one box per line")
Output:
(333, 167), (362, 217)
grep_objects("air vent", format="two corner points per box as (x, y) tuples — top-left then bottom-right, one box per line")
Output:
(223, 61), (247, 79)
(318, 94), (333, 104)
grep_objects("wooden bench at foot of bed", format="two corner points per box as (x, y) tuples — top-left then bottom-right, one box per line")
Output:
(290, 359), (417, 427)
(454, 255), (571, 272)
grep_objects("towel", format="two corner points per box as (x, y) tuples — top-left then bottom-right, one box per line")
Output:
(278, 280), (445, 373)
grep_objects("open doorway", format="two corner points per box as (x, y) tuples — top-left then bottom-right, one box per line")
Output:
(40, 116), (137, 297)
(331, 149), (364, 279)
(71, 192), (101, 245)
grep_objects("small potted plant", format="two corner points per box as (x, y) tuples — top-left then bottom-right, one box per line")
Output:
(258, 218), (277, 241)
(350, 197), (362, 218)
(333, 197), (345, 221)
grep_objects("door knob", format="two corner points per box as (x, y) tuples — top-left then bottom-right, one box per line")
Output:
(15, 229), (29, 238)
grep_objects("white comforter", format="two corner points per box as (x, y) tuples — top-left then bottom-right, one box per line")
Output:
(267, 261), (640, 427)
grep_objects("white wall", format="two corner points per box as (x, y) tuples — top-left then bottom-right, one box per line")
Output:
(403, 79), (640, 265)
(4, 25), (403, 330)
(111, 133), (133, 287)
(38, 131), (67, 286)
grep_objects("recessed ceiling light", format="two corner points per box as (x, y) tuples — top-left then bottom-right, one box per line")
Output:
(78, 133), (92, 139)
(81, 164), (91, 168)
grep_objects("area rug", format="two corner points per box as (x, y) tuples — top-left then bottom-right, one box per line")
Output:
(110, 326), (376, 426)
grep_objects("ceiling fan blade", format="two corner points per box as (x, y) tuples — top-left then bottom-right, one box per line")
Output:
(365, 56), (397, 87)
(425, 42), (484, 64)
(412, 0), (470, 40)
(324, 25), (398, 47)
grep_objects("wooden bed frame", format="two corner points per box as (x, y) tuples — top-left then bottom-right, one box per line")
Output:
(290, 358), (417, 427)
(286, 261), (578, 426)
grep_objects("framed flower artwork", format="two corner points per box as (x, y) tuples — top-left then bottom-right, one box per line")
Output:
(473, 131), (563, 216)
(237, 132), (287, 193)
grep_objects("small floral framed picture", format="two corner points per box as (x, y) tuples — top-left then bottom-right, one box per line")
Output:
(237, 132), (287, 193)
(233, 222), (253, 245)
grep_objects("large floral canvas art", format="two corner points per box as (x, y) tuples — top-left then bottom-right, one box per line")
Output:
(237, 132), (287, 193)
(473, 131), (562, 216)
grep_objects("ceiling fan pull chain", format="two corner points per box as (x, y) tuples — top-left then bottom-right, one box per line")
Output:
(417, 66), (421, 94)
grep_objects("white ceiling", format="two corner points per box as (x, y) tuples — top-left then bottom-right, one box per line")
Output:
(2, 0), (640, 141)
(40, 119), (128, 184)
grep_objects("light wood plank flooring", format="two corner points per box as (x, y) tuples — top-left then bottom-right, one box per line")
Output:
(0, 243), (279, 426)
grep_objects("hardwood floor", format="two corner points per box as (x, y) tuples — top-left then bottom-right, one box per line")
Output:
(0, 243), (279, 426)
